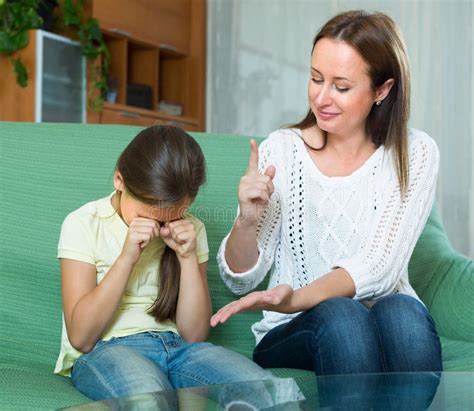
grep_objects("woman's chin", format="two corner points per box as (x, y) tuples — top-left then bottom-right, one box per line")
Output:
(315, 121), (333, 134)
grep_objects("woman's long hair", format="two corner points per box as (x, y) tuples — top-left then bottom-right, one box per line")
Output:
(291, 10), (410, 195)
(116, 125), (206, 322)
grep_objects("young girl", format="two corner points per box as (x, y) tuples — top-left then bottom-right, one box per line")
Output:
(54, 125), (275, 402)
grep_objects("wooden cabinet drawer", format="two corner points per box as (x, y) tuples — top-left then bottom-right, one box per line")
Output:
(100, 108), (159, 127)
(98, 107), (200, 131)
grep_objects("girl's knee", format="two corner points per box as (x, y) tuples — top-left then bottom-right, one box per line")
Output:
(72, 345), (171, 400)
(186, 344), (273, 384)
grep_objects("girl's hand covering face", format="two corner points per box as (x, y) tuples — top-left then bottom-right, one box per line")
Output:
(159, 218), (197, 259)
(121, 217), (161, 265)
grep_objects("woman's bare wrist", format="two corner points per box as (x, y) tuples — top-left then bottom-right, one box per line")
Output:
(235, 214), (258, 230)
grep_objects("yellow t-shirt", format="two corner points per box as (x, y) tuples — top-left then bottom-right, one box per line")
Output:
(54, 193), (209, 377)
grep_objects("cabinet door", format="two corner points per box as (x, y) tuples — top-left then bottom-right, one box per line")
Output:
(101, 108), (159, 126)
(39, 31), (86, 122)
(90, 0), (151, 44)
(91, 0), (190, 51)
(151, 0), (190, 53)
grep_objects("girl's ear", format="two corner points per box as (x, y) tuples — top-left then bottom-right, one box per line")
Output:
(113, 170), (124, 192)
(375, 78), (395, 103)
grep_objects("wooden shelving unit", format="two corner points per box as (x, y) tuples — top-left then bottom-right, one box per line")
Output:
(88, 0), (206, 131)
(0, 0), (207, 131)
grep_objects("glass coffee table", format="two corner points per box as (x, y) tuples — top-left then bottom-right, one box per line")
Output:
(63, 371), (474, 410)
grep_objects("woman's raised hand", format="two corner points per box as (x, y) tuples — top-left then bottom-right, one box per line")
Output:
(120, 218), (160, 265)
(238, 139), (276, 225)
(210, 284), (294, 327)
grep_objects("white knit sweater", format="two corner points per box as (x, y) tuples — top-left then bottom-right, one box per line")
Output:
(217, 127), (440, 345)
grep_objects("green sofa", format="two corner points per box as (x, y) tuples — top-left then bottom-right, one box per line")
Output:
(1, 122), (473, 409)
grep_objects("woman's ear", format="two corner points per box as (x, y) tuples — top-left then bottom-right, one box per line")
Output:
(375, 78), (395, 103)
(113, 170), (124, 192)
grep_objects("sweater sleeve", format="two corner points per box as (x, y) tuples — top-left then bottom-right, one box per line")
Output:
(334, 131), (440, 300)
(217, 133), (284, 295)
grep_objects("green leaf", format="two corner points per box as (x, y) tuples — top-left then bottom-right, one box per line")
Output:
(12, 58), (28, 87)
(0, 31), (29, 53)
(86, 19), (102, 41)
(81, 43), (98, 59)
(62, 0), (81, 26)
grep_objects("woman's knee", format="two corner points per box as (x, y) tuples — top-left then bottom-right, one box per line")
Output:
(371, 294), (437, 336)
(371, 294), (442, 371)
(302, 298), (383, 373)
(72, 344), (171, 400)
(303, 298), (373, 337)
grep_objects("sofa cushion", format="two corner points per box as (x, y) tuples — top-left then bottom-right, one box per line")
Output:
(1, 122), (472, 410)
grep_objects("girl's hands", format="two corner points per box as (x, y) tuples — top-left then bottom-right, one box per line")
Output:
(210, 284), (294, 327)
(238, 139), (276, 225)
(120, 217), (160, 265)
(160, 218), (197, 260)
(119, 217), (197, 265)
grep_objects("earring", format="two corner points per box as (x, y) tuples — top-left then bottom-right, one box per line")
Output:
(375, 100), (382, 106)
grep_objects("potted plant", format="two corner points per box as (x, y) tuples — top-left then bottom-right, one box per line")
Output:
(0, 0), (42, 87)
(0, 0), (109, 109)
(57, 0), (110, 110)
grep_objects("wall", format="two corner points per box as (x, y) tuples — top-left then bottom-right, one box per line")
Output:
(207, 0), (474, 258)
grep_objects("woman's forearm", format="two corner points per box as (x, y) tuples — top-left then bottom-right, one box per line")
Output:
(224, 218), (260, 273)
(210, 269), (356, 328)
(278, 268), (357, 314)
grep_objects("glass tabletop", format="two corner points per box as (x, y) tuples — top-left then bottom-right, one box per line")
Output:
(62, 371), (474, 410)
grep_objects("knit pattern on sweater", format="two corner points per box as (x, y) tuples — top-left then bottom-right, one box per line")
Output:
(217, 128), (439, 343)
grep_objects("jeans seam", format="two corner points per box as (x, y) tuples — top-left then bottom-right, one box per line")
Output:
(255, 329), (314, 356)
(369, 310), (388, 373)
(306, 330), (323, 374)
(169, 369), (213, 386)
(255, 329), (317, 372)
(74, 358), (118, 398)
(157, 333), (171, 356)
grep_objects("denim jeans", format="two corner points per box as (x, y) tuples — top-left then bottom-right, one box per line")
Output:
(71, 331), (304, 408)
(253, 294), (443, 375)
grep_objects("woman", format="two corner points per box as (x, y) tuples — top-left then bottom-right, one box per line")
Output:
(211, 10), (442, 376)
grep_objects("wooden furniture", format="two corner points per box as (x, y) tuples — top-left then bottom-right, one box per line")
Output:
(0, 32), (38, 122)
(0, 0), (206, 131)
(0, 30), (86, 123)
(87, 0), (206, 131)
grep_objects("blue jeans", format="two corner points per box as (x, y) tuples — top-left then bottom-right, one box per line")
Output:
(72, 331), (280, 405)
(253, 294), (443, 375)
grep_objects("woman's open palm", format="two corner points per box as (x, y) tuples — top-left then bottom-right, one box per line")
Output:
(210, 284), (293, 327)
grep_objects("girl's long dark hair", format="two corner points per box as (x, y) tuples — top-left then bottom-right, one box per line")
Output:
(116, 125), (206, 322)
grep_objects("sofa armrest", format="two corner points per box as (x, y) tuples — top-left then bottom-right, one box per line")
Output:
(409, 204), (474, 343)
(426, 252), (474, 342)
